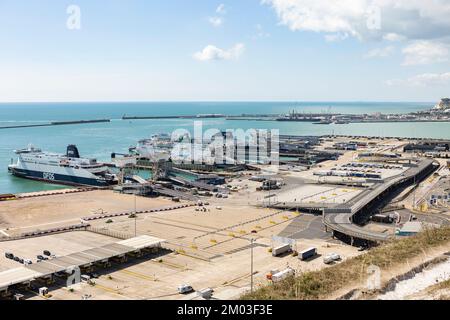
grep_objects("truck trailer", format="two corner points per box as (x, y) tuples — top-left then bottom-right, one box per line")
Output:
(272, 244), (292, 257)
(298, 247), (317, 261)
(271, 268), (295, 282)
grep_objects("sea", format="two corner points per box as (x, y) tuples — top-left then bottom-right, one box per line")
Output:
(0, 101), (447, 194)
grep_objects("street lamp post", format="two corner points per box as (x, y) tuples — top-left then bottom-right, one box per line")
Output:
(134, 193), (137, 237)
(250, 238), (255, 293)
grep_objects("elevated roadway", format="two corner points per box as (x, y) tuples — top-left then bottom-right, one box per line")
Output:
(322, 159), (436, 243)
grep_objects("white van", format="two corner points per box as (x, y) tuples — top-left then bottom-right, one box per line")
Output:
(178, 284), (194, 294)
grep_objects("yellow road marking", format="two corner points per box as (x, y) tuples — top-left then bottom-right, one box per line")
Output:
(119, 269), (156, 281)
(93, 283), (123, 296)
(151, 259), (186, 270)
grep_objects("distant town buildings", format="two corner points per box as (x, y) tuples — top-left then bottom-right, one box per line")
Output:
(433, 98), (450, 111)
(403, 140), (450, 154)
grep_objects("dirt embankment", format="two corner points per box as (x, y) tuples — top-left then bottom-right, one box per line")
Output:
(242, 227), (450, 300)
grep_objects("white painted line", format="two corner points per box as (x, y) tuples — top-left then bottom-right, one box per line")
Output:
(0, 230), (10, 237)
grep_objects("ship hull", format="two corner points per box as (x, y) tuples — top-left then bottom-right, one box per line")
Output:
(10, 167), (115, 188)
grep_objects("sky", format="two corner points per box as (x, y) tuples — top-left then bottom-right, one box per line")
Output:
(0, 0), (449, 102)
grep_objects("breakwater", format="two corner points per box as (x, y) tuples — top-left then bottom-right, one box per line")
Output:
(0, 119), (110, 130)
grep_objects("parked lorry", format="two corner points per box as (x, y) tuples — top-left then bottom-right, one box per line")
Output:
(266, 269), (280, 281)
(298, 247), (317, 261)
(272, 244), (292, 257)
(371, 214), (394, 224)
(271, 268), (295, 283)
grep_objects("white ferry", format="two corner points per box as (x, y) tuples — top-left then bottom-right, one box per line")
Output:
(8, 144), (117, 187)
(130, 133), (175, 162)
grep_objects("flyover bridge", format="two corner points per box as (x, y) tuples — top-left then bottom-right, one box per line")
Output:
(322, 159), (436, 243)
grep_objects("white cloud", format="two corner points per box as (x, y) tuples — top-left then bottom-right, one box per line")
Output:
(216, 4), (226, 15)
(383, 33), (406, 42)
(364, 46), (395, 59)
(263, 0), (450, 42)
(208, 16), (224, 27)
(402, 40), (448, 66)
(325, 33), (349, 42)
(386, 72), (450, 87)
(193, 43), (245, 61)
(208, 4), (227, 27)
(253, 24), (271, 39)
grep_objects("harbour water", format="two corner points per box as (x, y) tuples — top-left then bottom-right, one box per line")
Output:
(0, 101), (447, 194)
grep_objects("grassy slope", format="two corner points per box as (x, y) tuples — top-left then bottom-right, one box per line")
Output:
(428, 278), (450, 300)
(242, 227), (450, 300)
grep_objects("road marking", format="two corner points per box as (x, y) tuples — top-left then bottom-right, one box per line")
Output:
(92, 283), (129, 298)
(150, 259), (186, 270)
(222, 271), (259, 286)
(8, 218), (80, 232)
(119, 269), (156, 281)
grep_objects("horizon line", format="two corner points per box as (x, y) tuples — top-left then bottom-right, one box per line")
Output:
(0, 100), (437, 104)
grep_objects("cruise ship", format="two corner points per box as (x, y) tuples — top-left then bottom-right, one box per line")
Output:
(8, 144), (117, 187)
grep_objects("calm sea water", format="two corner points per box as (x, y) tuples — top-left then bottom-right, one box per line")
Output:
(0, 101), (446, 194)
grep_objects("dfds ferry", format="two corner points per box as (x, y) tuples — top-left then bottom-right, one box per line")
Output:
(8, 144), (117, 187)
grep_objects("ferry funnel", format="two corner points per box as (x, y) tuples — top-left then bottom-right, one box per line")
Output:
(67, 145), (80, 158)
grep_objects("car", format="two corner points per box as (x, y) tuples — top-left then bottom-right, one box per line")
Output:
(43, 250), (51, 257)
(5, 252), (14, 259)
(178, 284), (194, 294)
(13, 256), (20, 262)
(37, 255), (48, 260)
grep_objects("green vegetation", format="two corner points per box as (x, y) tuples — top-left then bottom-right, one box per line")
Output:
(436, 279), (450, 290)
(242, 227), (450, 300)
(426, 278), (450, 300)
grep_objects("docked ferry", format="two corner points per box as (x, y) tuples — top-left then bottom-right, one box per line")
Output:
(130, 133), (174, 161)
(8, 144), (117, 187)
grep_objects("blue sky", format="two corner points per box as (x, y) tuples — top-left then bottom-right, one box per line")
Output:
(0, 0), (449, 102)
